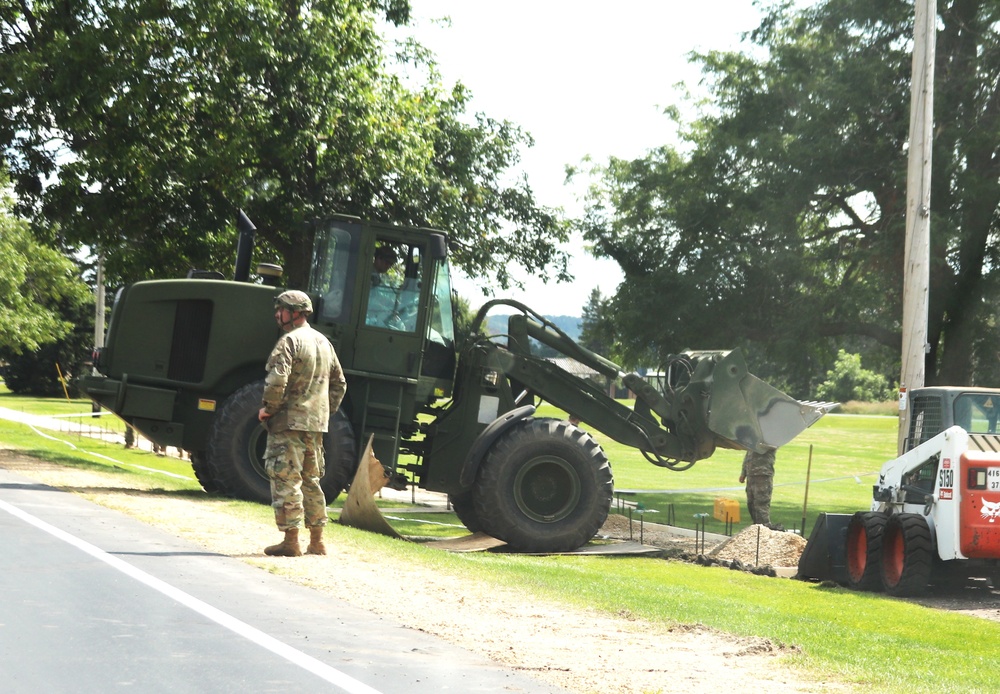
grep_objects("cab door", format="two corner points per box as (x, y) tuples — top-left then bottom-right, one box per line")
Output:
(353, 237), (428, 379)
(350, 235), (431, 465)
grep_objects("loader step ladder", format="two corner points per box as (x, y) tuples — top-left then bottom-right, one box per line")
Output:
(354, 375), (407, 466)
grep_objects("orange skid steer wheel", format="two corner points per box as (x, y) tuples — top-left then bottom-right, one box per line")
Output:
(846, 511), (887, 591)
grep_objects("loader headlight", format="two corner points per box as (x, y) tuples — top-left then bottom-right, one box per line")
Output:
(482, 370), (499, 387)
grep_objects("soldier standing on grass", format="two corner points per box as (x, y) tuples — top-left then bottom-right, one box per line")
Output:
(739, 448), (776, 527)
(258, 290), (346, 557)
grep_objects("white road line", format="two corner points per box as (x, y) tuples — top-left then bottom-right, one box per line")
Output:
(20, 424), (193, 480)
(0, 498), (383, 694)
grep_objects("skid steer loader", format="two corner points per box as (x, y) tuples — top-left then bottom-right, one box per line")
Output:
(798, 387), (1000, 595)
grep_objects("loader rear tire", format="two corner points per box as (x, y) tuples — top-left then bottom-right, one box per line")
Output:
(881, 513), (933, 597)
(846, 511), (887, 591)
(190, 451), (221, 494)
(448, 492), (482, 533)
(321, 414), (360, 501)
(205, 381), (357, 505)
(472, 418), (613, 553)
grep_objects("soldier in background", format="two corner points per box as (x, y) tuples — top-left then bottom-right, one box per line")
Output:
(740, 447), (777, 527)
(258, 290), (347, 557)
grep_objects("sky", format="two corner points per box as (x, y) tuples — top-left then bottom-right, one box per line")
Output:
(395, 1), (771, 316)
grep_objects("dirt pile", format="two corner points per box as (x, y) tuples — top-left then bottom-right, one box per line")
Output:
(710, 524), (807, 568)
(599, 514), (807, 570)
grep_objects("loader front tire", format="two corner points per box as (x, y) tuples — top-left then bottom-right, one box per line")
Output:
(472, 418), (613, 553)
(205, 381), (357, 504)
(846, 511), (887, 591)
(881, 513), (933, 597)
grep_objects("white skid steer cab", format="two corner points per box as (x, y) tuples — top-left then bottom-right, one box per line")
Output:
(799, 387), (1000, 596)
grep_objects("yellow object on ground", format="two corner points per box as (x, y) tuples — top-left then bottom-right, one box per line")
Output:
(713, 497), (740, 523)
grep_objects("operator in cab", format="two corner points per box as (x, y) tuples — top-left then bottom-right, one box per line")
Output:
(371, 245), (398, 286)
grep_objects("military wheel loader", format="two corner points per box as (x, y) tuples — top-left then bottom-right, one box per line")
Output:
(798, 387), (1000, 595)
(81, 212), (830, 552)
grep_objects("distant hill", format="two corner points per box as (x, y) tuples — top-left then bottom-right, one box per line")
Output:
(485, 314), (582, 342)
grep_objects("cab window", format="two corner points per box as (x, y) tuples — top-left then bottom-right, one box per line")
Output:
(310, 221), (359, 323)
(366, 240), (421, 333)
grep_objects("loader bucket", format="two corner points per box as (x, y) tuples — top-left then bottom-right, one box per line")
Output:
(699, 350), (836, 453)
(796, 513), (851, 583)
(338, 435), (400, 539)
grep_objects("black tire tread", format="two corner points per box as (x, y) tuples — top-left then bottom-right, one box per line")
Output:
(449, 491), (481, 533)
(206, 382), (270, 502)
(846, 511), (887, 591)
(205, 380), (357, 504)
(472, 418), (613, 553)
(189, 451), (220, 494)
(881, 513), (933, 597)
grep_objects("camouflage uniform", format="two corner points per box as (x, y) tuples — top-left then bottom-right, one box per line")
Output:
(261, 318), (346, 531)
(741, 448), (776, 526)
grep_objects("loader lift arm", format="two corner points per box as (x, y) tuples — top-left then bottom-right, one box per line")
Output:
(472, 299), (827, 468)
(500, 311), (696, 466)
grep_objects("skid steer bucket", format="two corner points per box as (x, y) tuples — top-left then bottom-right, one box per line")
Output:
(338, 435), (400, 539)
(796, 513), (851, 583)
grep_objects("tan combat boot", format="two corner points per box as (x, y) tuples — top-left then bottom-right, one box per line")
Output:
(264, 528), (302, 557)
(306, 526), (327, 555)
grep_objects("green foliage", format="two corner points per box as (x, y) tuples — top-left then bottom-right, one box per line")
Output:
(451, 293), (478, 350)
(578, 287), (619, 360)
(2, 290), (95, 396)
(0, 188), (91, 356)
(575, 0), (1000, 390)
(0, 0), (568, 292)
(817, 350), (892, 403)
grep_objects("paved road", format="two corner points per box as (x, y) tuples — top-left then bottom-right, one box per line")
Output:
(0, 468), (565, 694)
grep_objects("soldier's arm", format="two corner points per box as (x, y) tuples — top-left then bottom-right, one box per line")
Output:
(261, 338), (293, 415)
(328, 349), (347, 413)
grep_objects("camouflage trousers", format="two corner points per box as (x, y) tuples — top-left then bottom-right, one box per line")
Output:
(264, 429), (328, 531)
(745, 474), (773, 526)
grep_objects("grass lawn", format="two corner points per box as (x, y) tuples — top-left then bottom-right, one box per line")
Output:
(2, 387), (999, 692)
(533, 401), (897, 537)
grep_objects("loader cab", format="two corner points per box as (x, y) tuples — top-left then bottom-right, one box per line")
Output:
(906, 387), (1000, 452)
(307, 217), (457, 466)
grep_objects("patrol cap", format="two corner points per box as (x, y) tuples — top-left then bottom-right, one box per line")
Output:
(274, 290), (313, 314)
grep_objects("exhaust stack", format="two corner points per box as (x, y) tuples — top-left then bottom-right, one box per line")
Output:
(233, 210), (256, 282)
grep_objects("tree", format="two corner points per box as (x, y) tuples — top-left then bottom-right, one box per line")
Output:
(578, 288), (616, 360)
(0, 185), (90, 356)
(0, 0), (569, 291)
(817, 350), (892, 403)
(575, 0), (1000, 392)
(451, 293), (478, 351)
(2, 291), (94, 396)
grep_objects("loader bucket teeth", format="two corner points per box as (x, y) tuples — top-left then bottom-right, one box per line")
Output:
(754, 393), (838, 451)
(705, 350), (837, 452)
(338, 435), (401, 539)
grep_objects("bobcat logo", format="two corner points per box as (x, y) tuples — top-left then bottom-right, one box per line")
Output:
(981, 499), (1000, 523)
